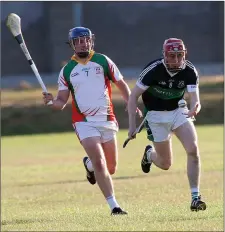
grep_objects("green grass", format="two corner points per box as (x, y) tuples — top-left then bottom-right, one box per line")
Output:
(1, 125), (223, 231)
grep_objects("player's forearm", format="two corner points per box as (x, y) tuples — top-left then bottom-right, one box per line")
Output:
(115, 80), (131, 103)
(128, 93), (138, 127)
(51, 98), (67, 110)
(190, 100), (201, 114)
(189, 93), (201, 114)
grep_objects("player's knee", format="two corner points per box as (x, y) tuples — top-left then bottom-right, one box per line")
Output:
(187, 142), (199, 156)
(188, 152), (200, 162)
(93, 158), (107, 172)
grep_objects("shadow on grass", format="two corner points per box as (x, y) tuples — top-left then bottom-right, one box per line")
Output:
(14, 174), (150, 187)
(1, 218), (53, 226)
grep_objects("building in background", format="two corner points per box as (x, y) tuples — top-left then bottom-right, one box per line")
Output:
(1, 1), (224, 79)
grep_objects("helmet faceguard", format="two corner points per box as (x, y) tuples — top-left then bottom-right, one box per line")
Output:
(68, 27), (95, 58)
(163, 38), (187, 73)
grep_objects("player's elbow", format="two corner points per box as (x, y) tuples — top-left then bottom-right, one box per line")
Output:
(115, 79), (129, 92)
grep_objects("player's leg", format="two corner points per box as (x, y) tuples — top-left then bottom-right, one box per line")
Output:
(142, 139), (173, 172)
(75, 122), (127, 215)
(100, 122), (127, 214)
(79, 121), (118, 179)
(101, 133), (127, 215)
(74, 122), (97, 185)
(172, 110), (206, 211)
(101, 134), (118, 175)
(152, 139), (173, 169)
(83, 133), (118, 181)
(96, 121), (119, 175)
(81, 136), (113, 198)
(141, 118), (173, 173)
(81, 136), (126, 215)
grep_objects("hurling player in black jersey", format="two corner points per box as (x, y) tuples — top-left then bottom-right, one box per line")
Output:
(127, 38), (206, 212)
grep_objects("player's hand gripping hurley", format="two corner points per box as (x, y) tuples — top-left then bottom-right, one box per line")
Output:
(123, 115), (147, 148)
(6, 13), (53, 105)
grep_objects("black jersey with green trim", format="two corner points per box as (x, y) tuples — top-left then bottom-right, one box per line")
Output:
(137, 58), (199, 111)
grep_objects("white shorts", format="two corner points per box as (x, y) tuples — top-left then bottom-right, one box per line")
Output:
(73, 121), (118, 143)
(145, 108), (193, 142)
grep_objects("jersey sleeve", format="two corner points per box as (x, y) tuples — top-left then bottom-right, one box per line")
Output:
(58, 67), (69, 91)
(186, 66), (199, 92)
(105, 55), (123, 83)
(136, 65), (155, 90)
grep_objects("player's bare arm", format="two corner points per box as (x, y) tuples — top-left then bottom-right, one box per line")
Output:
(114, 79), (131, 103)
(128, 85), (145, 138)
(115, 79), (143, 117)
(187, 91), (201, 117)
(43, 89), (70, 110)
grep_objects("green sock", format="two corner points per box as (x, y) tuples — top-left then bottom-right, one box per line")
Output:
(191, 187), (199, 200)
(191, 192), (199, 200)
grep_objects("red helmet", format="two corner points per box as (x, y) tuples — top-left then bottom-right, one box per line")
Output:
(163, 38), (187, 72)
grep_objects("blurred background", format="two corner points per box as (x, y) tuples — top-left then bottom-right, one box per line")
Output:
(1, 1), (224, 136)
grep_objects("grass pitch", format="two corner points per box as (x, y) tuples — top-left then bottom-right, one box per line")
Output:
(1, 125), (223, 231)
